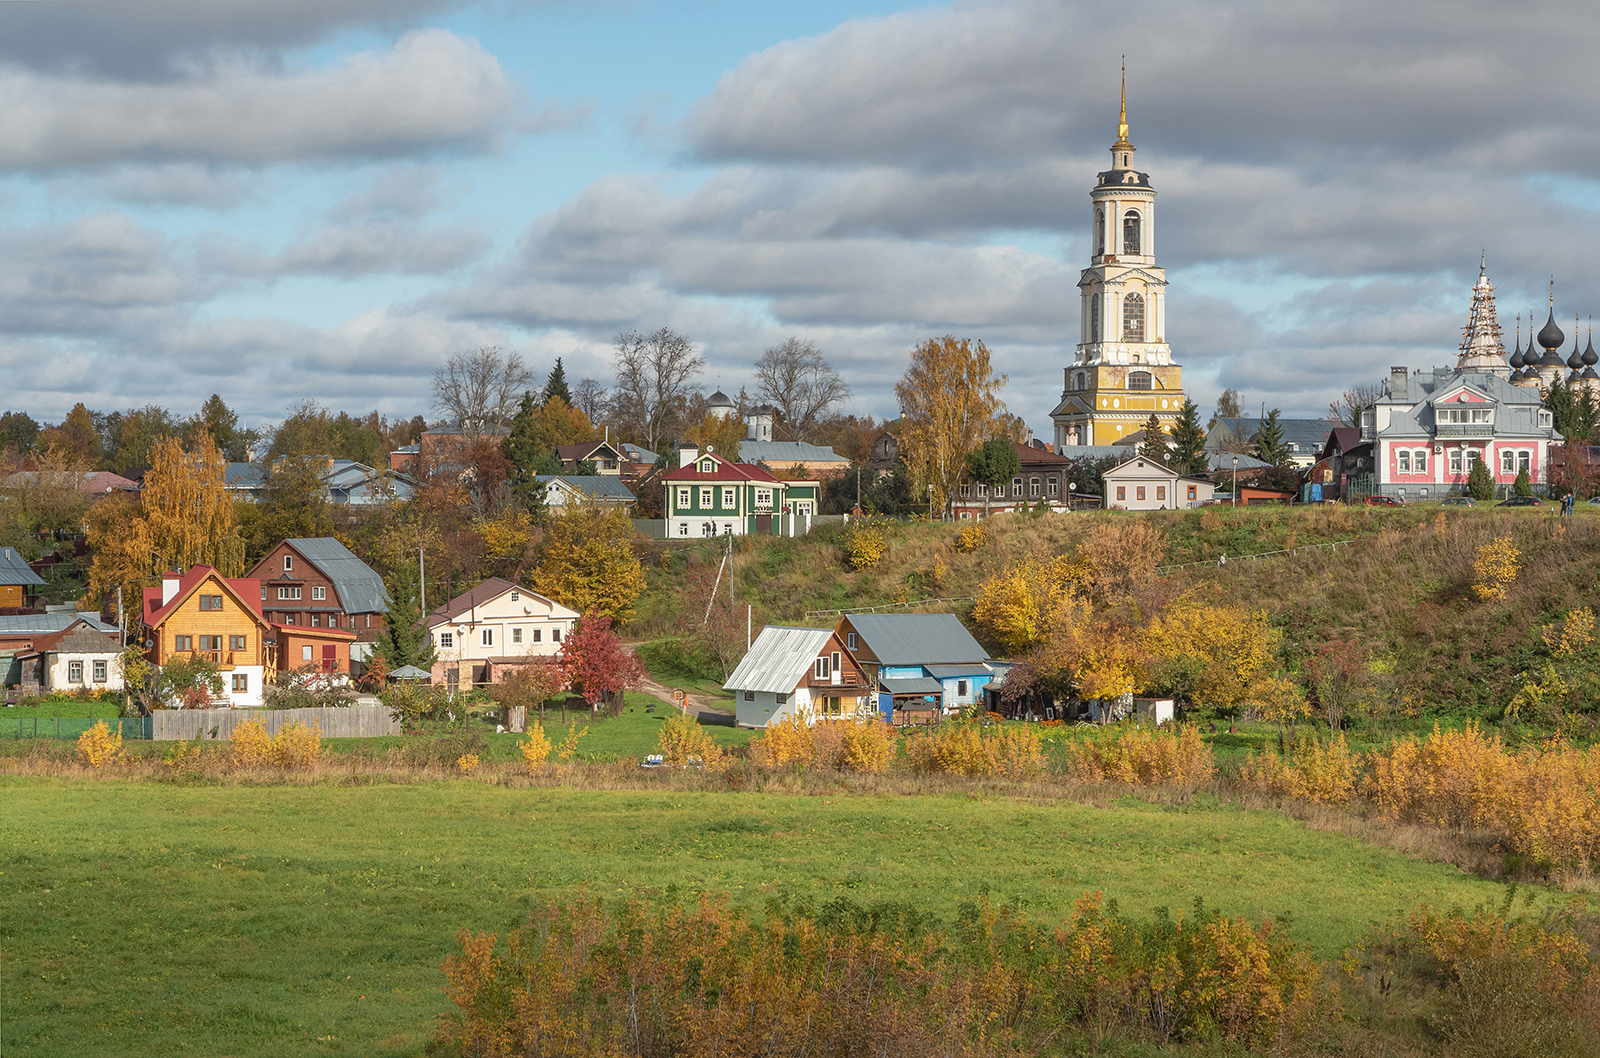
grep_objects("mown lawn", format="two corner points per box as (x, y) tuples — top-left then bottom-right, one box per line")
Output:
(1, 778), (1563, 1058)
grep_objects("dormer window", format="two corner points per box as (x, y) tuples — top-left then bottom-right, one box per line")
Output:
(700, 460), (714, 474)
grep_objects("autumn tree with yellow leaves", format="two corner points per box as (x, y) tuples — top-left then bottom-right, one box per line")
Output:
(894, 336), (1008, 515)
(972, 553), (1087, 654)
(85, 433), (243, 608)
(529, 503), (646, 623)
(1142, 597), (1280, 713)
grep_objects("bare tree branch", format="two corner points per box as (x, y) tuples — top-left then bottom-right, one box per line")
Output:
(1327, 383), (1382, 428)
(431, 346), (534, 441)
(753, 337), (850, 442)
(612, 328), (704, 453)
(572, 378), (608, 423)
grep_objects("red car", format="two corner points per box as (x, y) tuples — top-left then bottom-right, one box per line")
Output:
(1365, 495), (1405, 507)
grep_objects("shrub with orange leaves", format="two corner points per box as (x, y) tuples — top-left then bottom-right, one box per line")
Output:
(227, 717), (320, 770)
(747, 711), (814, 767)
(1239, 732), (1356, 805)
(229, 718), (273, 768)
(518, 723), (552, 773)
(1064, 723), (1215, 789)
(655, 711), (725, 769)
(904, 720), (1045, 779)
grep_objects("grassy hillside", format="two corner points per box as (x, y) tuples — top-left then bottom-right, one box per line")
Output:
(0, 778), (1551, 1057)
(628, 504), (1600, 729)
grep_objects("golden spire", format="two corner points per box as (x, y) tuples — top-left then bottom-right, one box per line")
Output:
(1113, 56), (1133, 151)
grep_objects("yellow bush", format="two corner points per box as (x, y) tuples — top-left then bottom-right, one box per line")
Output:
(556, 726), (588, 762)
(656, 711), (725, 769)
(1472, 534), (1520, 601)
(907, 721), (990, 775)
(75, 719), (124, 768)
(230, 718), (273, 768)
(456, 753), (480, 774)
(1541, 606), (1595, 657)
(905, 721), (1045, 778)
(834, 719), (898, 773)
(1065, 724), (1215, 789)
(954, 521), (987, 553)
(228, 718), (320, 769)
(987, 725), (1046, 780)
(749, 712), (815, 767)
(519, 724), (552, 773)
(843, 524), (887, 570)
(972, 554), (1087, 654)
(1239, 734), (1354, 805)
(270, 721), (321, 769)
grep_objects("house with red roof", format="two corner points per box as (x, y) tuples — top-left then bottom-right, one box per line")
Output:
(661, 444), (820, 538)
(139, 566), (360, 707)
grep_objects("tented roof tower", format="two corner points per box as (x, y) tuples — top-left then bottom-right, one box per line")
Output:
(1457, 257), (1509, 377)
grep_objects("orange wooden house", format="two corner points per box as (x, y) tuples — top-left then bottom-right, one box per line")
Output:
(141, 567), (358, 707)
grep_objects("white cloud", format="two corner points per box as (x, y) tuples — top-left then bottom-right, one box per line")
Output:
(0, 29), (557, 170)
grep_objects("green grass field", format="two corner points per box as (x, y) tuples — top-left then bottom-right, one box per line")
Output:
(0, 778), (1564, 1057)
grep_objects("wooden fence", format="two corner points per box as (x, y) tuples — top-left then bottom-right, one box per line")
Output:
(150, 705), (399, 741)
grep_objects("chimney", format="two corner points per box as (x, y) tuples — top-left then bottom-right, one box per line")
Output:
(678, 441), (699, 468)
(1389, 367), (1408, 402)
(162, 571), (182, 606)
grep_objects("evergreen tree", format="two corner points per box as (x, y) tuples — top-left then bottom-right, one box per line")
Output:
(1137, 413), (1170, 463)
(1546, 377), (1600, 442)
(369, 573), (436, 672)
(1514, 467), (1533, 497)
(963, 436), (1021, 489)
(1167, 399), (1206, 477)
(502, 392), (561, 509)
(1252, 409), (1291, 466)
(543, 358), (572, 407)
(1467, 456), (1495, 501)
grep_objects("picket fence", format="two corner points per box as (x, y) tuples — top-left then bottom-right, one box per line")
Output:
(151, 705), (399, 741)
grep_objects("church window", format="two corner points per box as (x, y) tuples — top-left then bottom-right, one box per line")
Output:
(1090, 294), (1101, 342)
(1414, 450), (1426, 473)
(1094, 209), (1104, 256)
(1398, 451), (1410, 473)
(1123, 210), (1141, 255)
(1128, 371), (1152, 390)
(1075, 371), (1086, 391)
(1122, 293), (1145, 342)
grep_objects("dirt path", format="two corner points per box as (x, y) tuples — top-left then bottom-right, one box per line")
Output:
(629, 660), (737, 725)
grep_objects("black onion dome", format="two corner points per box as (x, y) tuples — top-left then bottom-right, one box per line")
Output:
(1584, 366), (1600, 380)
(1585, 336), (1597, 367)
(1569, 336), (1584, 369)
(1509, 338), (1525, 369)
(1539, 309), (1566, 352)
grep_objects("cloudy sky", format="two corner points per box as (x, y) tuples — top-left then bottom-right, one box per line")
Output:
(2, 0), (1597, 434)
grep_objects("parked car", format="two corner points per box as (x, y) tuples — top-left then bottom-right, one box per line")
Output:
(1441, 497), (1475, 507)
(1496, 496), (1542, 507)
(1365, 495), (1405, 507)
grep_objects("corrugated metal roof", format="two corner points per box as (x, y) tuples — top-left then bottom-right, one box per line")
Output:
(0, 612), (116, 634)
(535, 475), (637, 501)
(924, 662), (991, 678)
(882, 677), (943, 695)
(847, 614), (987, 666)
(0, 547), (45, 586)
(288, 538), (390, 614)
(724, 626), (833, 694)
(739, 440), (847, 465)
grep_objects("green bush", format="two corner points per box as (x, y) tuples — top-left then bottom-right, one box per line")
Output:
(638, 638), (722, 682)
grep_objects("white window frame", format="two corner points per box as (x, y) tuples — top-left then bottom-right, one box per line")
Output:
(284, 555), (293, 571)
(68, 660), (83, 682)
(439, 632), (454, 648)
(1415, 450), (1427, 474)
(1398, 450), (1410, 473)
(93, 660), (107, 682)
(1519, 451), (1531, 474)
(699, 487), (713, 508)
(512, 627), (522, 645)
(721, 487), (736, 509)
(701, 460), (715, 474)
(532, 628), (542, 642)
(312, 586), (326, 601)
(482, 629), (494, 647)
(302, 645), (314, 661)
(552, 628), (562, 642)
(1501, 450), (1514, 474)
(676, 487), (690, 509)
(814, 656), (831, 679)
(755, 488), (773, 508)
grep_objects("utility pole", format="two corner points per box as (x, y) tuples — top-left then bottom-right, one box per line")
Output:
(856, 465), (862, 513)
(417, 548), (426, 613)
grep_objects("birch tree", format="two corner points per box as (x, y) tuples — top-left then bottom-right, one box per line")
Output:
(894, 336), (1007, 516)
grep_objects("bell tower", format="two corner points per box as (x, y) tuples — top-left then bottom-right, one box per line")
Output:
(1051, 64), (1187, 449)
